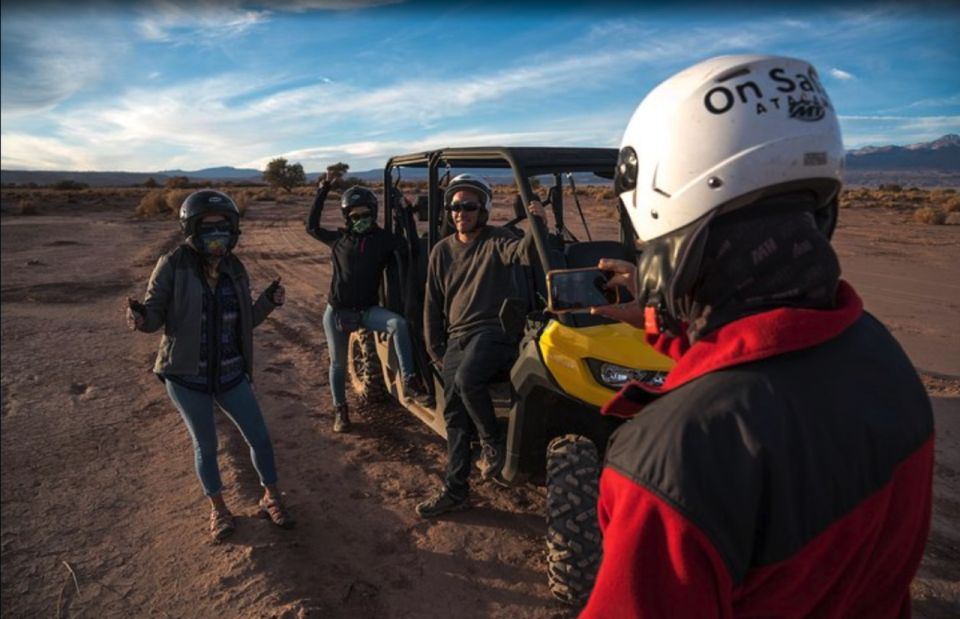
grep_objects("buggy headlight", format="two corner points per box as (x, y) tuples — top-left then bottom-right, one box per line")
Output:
(586, 359), (667, 389)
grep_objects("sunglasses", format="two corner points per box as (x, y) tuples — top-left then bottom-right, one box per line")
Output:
(446, 201), (483, 213)
(349, 212), (373, 221)
(198, 222), (233, 234)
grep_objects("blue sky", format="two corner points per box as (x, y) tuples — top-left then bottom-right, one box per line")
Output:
(1, 1), (958, 172)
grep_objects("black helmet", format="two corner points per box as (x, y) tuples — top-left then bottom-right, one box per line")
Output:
(340, 186), (378, 220)
(179, 190), (241, 250)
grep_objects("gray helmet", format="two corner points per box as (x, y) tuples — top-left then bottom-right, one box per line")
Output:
(179, 190), (241, 251)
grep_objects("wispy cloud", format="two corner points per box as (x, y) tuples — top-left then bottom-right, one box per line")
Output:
(3, 6), (958, 171)
(252, 116), (626, 171)
(830, 68), (856, 80)
(0, 16), (127, 114)
(260, 0), (404, 10)
(839, 114), (960, 147)
(136, 2), (271, 44)
(905, 94), (960, 109)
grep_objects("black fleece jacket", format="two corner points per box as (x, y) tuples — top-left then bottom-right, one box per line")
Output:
(306, 185), (401, 310)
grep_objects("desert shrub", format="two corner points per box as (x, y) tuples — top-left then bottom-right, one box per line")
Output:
(941, 196), (960, 213)
(16, 199), (37, 215)
(912, 207), (946, 225)
(878, 183), (902, 192)
(144, 177), (158, 188)
(341, 176), (368, 188)
(136, 190), (170, 217)
(254, 188), (276, 202)
(263, 157), (306, 192)
(52, 180), (89, 190)
(234, 191), (249, 217)
(165, 176), (192, 189)
(601, 188), (617, 200)
(164, 189), (192, 214)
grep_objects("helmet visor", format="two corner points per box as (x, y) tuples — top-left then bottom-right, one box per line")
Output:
(614, 146), (638, 196)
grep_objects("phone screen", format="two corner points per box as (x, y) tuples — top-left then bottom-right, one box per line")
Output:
(547, 268), (621, 313)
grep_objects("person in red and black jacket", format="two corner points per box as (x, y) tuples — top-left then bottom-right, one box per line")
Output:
(584, 54), (934, 618)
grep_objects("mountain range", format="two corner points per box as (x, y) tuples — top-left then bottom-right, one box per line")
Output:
(2, 134), (958, 187)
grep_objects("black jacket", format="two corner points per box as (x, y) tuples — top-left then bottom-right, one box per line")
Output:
(306, 185), (401, 310)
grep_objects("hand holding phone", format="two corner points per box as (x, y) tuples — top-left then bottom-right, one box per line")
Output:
(546, 268), (625, 314)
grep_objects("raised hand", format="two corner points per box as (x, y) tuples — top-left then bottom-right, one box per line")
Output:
(265, 277), (285, 306)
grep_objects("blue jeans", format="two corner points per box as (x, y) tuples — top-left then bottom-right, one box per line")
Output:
(322, 304), (417, 407)
(165, 378), (278, 497)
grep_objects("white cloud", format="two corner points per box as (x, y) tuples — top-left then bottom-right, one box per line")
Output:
(0, 17), (127, 114)
(260, 0), (404, 10)
(248, 119), (625, 172)
(830, 68), (856, 81)
(905, 94), (960, 109)
(3, 11), (955, 172)
(839, 115), (960, 148)
(136, 3), (271, 44)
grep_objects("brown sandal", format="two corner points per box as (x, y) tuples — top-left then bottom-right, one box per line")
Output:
(210, 509), (235, 542)
(258, 497), (296, 529)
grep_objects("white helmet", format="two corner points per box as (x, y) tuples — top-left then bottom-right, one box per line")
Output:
(616, 54), (843, 243)
(444, 173), (493, 211)
(616, 55), (844, 336)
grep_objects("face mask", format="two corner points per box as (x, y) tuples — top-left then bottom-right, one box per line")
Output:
(198, 230), (232, 256)
(351, 216), (373, 235)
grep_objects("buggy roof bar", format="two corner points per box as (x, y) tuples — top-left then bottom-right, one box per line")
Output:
(385, 146), (617, 178)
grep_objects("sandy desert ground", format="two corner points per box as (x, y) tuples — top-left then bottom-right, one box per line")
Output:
(1, 186), (958, 618)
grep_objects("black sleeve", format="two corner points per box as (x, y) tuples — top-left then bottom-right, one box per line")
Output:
(390, 230), (407, 258)
(424, 247), (447, 364)
(306, 184), (342, 246)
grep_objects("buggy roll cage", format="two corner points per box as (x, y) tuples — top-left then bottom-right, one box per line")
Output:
(382, 146), (632, 275)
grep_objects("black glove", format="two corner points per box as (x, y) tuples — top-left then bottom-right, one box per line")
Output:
(264, 278), (284, 306)
(128, 298), (146, 316)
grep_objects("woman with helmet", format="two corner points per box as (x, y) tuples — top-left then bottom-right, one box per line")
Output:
(307, 173), (431, 433)
(580, 55), (933, 617)
(126, 189), (294, 542)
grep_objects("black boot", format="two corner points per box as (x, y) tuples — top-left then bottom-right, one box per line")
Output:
(476, 438), (506, 481)
(415, 488), (469, 518)
(333, 403), (351, 433)
(402, 375), (435, 407)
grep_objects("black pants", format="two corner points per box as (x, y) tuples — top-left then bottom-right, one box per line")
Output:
(441, 329), (517, 498)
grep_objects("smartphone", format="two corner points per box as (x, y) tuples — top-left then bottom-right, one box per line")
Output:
(546, 267), (622, 314)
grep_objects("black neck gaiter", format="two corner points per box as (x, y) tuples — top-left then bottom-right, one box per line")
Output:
(679, 204), (841, 343)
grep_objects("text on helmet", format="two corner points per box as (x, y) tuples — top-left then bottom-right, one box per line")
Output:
(704, 66), (831, 121)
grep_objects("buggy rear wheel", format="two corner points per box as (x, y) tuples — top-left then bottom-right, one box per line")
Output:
(347, 329), (388, 404)
(545, 434), (602, 606)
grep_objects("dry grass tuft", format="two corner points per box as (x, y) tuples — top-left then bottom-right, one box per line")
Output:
(136, 190), (170, 217)
(164, 189), (192, 214)
(912, 207), (946, 225)
(234, 191), (249, 217)
(16, 199), (38, 215)
(253, 188), (276, 202)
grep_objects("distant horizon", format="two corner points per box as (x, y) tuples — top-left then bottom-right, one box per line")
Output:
(1, 133), (956, 175)
(3, 2), (959, 173)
